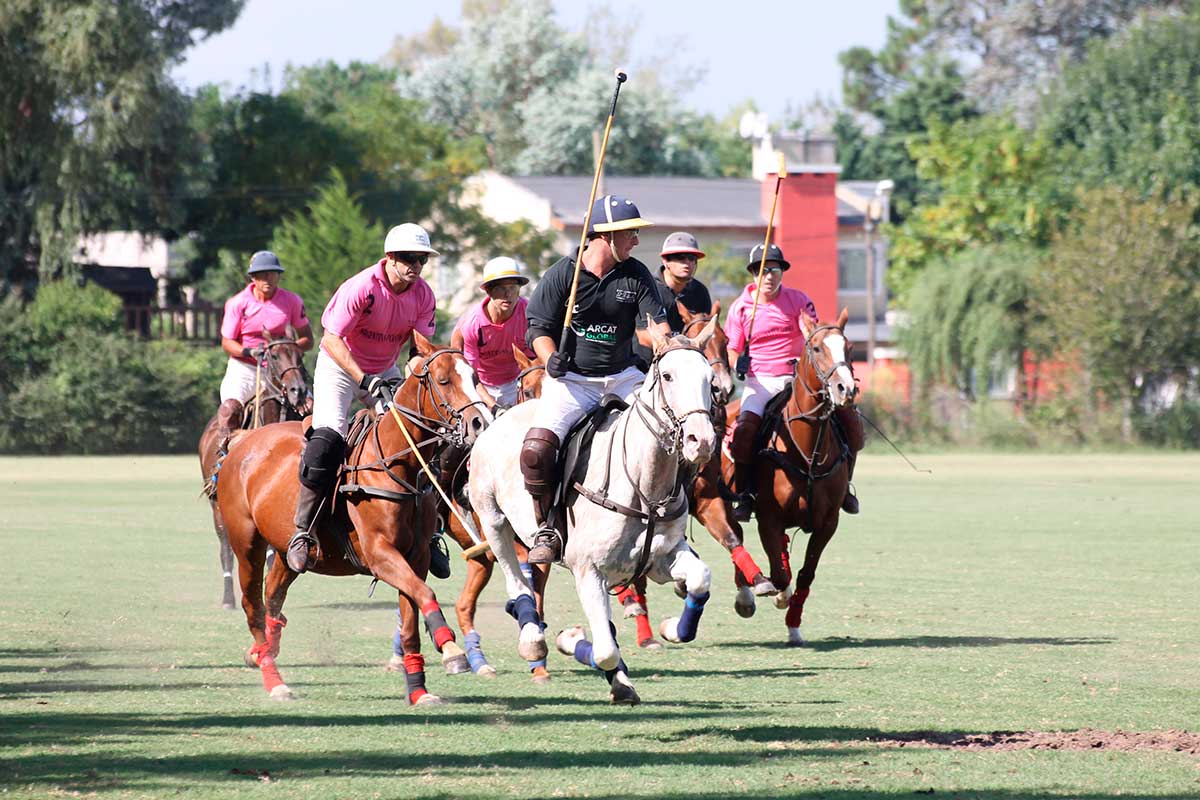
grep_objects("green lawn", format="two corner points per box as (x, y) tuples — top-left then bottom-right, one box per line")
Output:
(1, 453), (1198, 799)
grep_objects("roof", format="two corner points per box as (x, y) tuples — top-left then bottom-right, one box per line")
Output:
(506, 175), (868, 228)
(81, 264), (156, 296)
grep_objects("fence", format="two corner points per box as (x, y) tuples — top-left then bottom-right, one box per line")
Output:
(124, 304), (222, 342)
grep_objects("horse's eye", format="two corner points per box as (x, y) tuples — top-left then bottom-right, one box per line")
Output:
(437, 377), (450, 385)
(663, 373), (673, 382)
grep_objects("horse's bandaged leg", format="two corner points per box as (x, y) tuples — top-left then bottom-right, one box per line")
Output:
(631, 594), (654, 644)
(463, 631), (490, 673)
(785, 587), (810, 628)
(729, 545), (764, 584)
(403, 653), (428, 704)
(421, 601), (455, 650)
(265, 615), (287, 658)
(505, 594), (540, 629)
(676, 591), (710, 642)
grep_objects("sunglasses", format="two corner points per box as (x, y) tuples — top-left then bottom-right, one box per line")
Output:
(393, 253), (429, 266)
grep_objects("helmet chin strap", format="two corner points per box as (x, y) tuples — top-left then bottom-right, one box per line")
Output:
(607, 233), (621, 263)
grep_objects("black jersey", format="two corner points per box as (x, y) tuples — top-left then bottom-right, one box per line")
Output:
(634, 272), (713, 362)
(526, 255), (667, 376)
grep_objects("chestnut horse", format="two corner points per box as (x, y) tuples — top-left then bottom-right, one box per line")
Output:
(722, 309), (860, 645)
(216, 333), (487, 703)
(199, 333), (309, 609)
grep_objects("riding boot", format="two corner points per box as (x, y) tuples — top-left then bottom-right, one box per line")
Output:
(286, 483), (322, 573)
(834, 406), (864, 514)
(841, 450), (860, 514)
(730, 411), (763, 523)
(732, 461), (757, 523)
(215, 399), (244, 453)
(521, 427), (562, 564)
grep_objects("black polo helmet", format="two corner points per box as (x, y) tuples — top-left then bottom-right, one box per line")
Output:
(745, 242), (790, 272)
(248, 251), (284, 274)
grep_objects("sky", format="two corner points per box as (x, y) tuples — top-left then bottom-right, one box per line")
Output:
(173, 0), (899, 123)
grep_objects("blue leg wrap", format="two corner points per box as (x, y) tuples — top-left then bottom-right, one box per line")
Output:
(574, 638), (628, 678)
(464, 630), (489, 673)
(676, 591), (710, 642)
(520, 562), (535, 589)
(527, 658), (548, 671)
(505, 594), (540, 629)
(392, 608), (404, 657)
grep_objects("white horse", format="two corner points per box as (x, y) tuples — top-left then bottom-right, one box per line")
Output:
(467, 322), (719, 704)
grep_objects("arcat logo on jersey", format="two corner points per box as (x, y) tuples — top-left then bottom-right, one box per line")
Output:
(575, 322), (617, 343)
(614, 288), (637, 303)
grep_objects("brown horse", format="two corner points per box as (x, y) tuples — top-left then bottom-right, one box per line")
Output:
(216, 333), (488, 703)
(198, 333), (309, 609)
(722, 308), (861, 645)
(611, 301), (777, 644)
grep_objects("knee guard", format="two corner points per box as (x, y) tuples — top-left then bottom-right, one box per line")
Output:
(298, 426), (346, 491)
(519, 428), (560, 498)
(217, 399), (244, 429)
(731, 412), (762, 464)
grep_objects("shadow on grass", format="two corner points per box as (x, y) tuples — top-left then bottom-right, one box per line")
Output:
(709, 635), (1115, 652)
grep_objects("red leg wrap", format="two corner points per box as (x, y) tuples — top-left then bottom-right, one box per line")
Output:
(265, 615), (287, 658)
(784, 587), (811, 628)
(615, 586), (637, 605)
(421, 601), (455, 649)
(259, 654), (285, 692)
(635, 613), (654, 645)
(779, 536), (792, 582)
(729, 545), (763, 583)
(404, 653), (428, 704)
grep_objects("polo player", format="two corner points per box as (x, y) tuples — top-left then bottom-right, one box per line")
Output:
(451, 256), (536, 408)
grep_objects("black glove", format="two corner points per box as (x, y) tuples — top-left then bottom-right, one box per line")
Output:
(359, 373), (390, 401)
(735, 353), (751, 381)
(241, 345), (265, 360)
(545, 351), (573, 379)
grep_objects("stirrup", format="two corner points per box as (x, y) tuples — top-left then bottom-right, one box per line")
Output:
(527, 526), (563, 564)
(285, 531), (317, 573)
(842, 485), (860, 515)
(429, 532), (451, 580)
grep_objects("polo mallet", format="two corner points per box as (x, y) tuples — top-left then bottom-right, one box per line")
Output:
(737, 152), (787, 381)
(559, 69), (628, 353)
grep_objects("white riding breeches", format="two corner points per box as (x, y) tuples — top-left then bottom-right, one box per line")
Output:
(483, 379), (519, 408)
(219, 358), (258, 404)
(537, 366), (645, 440)
(310, 350), (403, 436)
(738, 373), (792, 417)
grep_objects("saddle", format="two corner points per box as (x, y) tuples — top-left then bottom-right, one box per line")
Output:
(547, 394), (630, 531)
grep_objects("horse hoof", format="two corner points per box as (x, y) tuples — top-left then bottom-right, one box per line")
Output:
(476, 664), (498, 678)
(751, 574), (778, 597)
(384, 654), (405, 673)
(774, 588), (793, 610)
(622, 601), (646, 618)
(658, 617), (682, 644)
(673, 580), (687, 599)
(222, 601), (236, 611)
(555, 625), (586, 657)
(443, 654), (471, 675)
(518, 622), (548, 662)
(530, 666), (551, 685)
(734, 587), (756, 619)
(609, 672), (640, 706)
(638, 637), (663, 650)
(268, 684), (294, 701)
(414, 693), (443, 706)
(244, 648), (260, 668)
(787, 626), (806, 647)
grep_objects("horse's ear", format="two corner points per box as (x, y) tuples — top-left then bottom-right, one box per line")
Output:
(799, 312), (816, 341)
(710, 299), (721, 318)
(286, 323), (296, 339)
(412, 331), (435, 356)
(647, 313), (671, 356)
(693, 317), (718, 351)
(512, 343), (533, 370)
(676, 300), (693, 323)
(837, 307), (849, 330)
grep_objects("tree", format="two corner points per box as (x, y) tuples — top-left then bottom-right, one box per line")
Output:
(1036, 186), (1200, 440)
(900, 244), (1041, 402)
(0, 0), (243, 289)
(887, 114), (1067, 305)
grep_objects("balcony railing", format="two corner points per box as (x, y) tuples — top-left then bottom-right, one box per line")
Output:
(124, 304), (222, 342)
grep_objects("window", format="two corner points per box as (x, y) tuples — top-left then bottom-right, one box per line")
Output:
(838, 246), (868, 291)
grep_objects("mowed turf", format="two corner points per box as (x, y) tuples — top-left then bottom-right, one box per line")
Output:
(1, 452), (1197, 799)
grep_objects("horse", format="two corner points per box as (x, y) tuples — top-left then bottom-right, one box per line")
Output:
(198, 332), (309, 609)
(613, 301), (779, 644)
(721, 309), (859, 646)
(468, 322), (719, 704)
(215, 333), (488, 703)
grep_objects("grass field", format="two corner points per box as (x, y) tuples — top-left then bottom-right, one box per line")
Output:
(1, 452), (1198, 799)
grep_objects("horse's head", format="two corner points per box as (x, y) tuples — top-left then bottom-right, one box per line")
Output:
(678, 300), (733, 406)
(512, 344), (545, 403)
(262, 328), (309, 413)
(798, 308), (858, 408)
(642, 319), (718, 466)
(403, 332), (489, 448)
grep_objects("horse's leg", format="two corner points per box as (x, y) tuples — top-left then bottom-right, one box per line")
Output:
(398, 595), (442, 705)
(234, 529), (268, 665)
(475, 488), (547, 663)
(557, 566), (638, 705)
(519, 561), (551, 683)
(455, 556), (497, 677)
(692, 469), (775, 599)
(254, 555), (299, 700)
(620, 575), (659, 649)
(397, 529), (470, 676)
(785, 519), (839, 647)
(657, 541), (713, 645)
(209, 500), (236, 610)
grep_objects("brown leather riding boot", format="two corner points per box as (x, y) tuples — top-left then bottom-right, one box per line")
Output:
(834, 407), (864, 514)
(520, 428), (562, 563)
(215, 399), (244, 452)
(730, 412), (762, 523)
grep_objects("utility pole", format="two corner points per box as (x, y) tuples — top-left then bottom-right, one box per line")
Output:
(864, 179), (894, 374)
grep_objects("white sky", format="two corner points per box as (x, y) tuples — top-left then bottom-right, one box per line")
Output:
(173, 0), (898, 123)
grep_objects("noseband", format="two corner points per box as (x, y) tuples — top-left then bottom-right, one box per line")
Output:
(257, 339), (309, 416)
(635, 339), (714, 458)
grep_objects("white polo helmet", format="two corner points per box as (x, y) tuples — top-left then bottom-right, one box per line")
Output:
(480, 256), (529, 289)
(384, 223), (439, 256)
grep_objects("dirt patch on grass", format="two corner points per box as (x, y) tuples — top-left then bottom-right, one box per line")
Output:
(868, 729), (1200, 754)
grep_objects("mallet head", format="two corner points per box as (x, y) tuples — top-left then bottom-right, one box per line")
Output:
(614, 69), (628, 83)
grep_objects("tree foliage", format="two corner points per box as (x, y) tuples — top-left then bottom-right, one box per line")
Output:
(0, 0), (242, 289)
(901, 244), (1040, 401)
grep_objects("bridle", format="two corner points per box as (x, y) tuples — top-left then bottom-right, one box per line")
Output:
(680, 314), (732, 426)
(253, 338), (309, 420)
(788, 323), (855, 424)
(516, 362), (545, 403)
(632, 339), (716, 459)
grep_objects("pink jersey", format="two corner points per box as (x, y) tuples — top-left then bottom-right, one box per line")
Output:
(455, 297), (535, 386)
(221, 285), (309, 364)
(725, 284), (817, 377)
(321, 260), (436, 374)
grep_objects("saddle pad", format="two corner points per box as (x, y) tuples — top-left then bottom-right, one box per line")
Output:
(552, 394), (629, 511)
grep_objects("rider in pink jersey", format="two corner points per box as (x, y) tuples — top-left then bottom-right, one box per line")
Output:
(451, 257), (535, 408)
